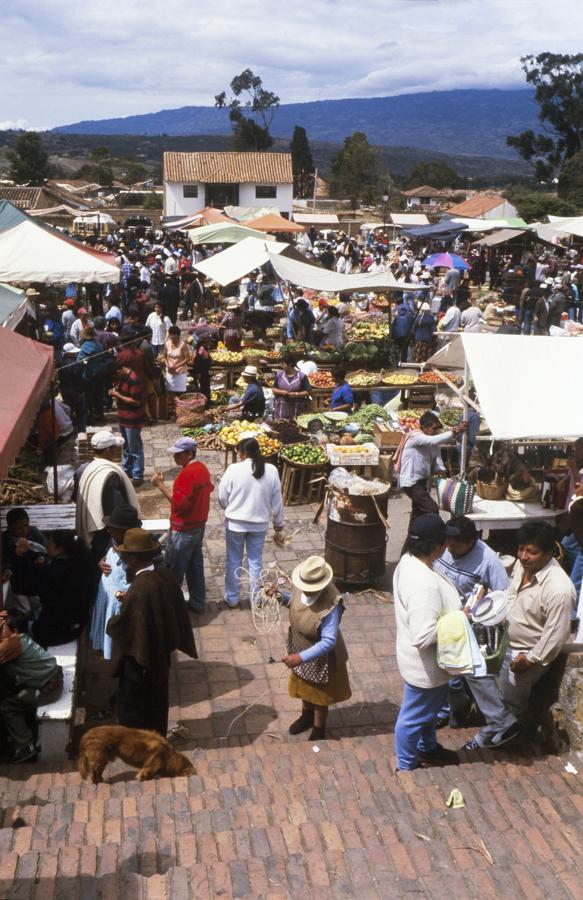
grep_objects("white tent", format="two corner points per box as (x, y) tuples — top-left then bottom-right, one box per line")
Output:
(73, 212), (116, 226)
(187, 222), (276, 245)
(0, 284), (34, 330)
(553, 216), (583, 239)
(427, 333), (583, 439)
(391, 213), (430, 227)
(194, 237), (289, 286)
(267, 251), (424, 293)
(0, 200), (120, 284)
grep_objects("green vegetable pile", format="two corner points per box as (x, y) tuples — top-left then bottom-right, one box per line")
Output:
(439, 409), (462, 428)
(281, 443), (328, 466)
(348, 404), (389, 428)
(181, 427), (207, 438)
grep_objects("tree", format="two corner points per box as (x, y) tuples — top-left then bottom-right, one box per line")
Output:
(7, 132), (51, 185)
(329, 132), (381, 208)
(121, 161), (149, 186)
(557, 149), (583, 208)
(290, 126), (315, 198)
(503, 185), (578, 221)
(406, 161), (464, 189)
(507, 53), (583, 180)
(215, 69), (280, 151)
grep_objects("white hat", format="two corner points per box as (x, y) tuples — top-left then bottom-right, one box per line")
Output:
(62, 342), (78, 354)
(226, 300), (240, 310)
(420, 272), (431, 280)
(291, 556), (334, 592)
(469, 590), (507, 626)
(242, 365), (258, 377)
(26, 288), (40, 298)
(91, 430), (124, 450)
(545, 277), (554, 285)
(420, 302), (431, 311)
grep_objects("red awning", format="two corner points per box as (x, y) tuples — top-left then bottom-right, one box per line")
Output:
(0, 330), (54, 480)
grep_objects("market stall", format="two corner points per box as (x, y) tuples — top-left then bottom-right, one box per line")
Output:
(0, 283), (35, 331)
(0, 201), (120, 284)
(187, 222), (277, 246)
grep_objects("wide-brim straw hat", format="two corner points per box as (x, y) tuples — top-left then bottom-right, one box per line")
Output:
(242, 365), (258, 377)
(291, 556), (334, 592)
(115, 528), (160, 555)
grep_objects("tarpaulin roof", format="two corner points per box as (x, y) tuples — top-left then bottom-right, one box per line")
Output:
(446, 216), (529, 232)
(553, 216), (583, 239)
(472, 229), (529, 247)
(401, 221), (468, 240)
(267, 252), (424, 293)
(164, 207), (234, 230)
(0, 329), (54, 480)
(427, 333), (583, 439)
(187, 222), (276, 245)
(245, 213), (305, 233)
(391, 213), (430, 227)
(293, 213), (340, 225)
(194, 237), (290, 286)
(0, 283), (34, 330)
(0, 200), (120, 284)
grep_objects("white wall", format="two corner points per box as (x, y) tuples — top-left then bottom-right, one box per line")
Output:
(164, 182), (205, 217)
(239, 183), (294, 216)
(164, 181), (294, 218)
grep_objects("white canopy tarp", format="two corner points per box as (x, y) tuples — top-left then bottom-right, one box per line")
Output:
(187, 222), (276, 245)
(73, 213), (116, 225)
(0, 283), (34, 330)
(194, 237), (289, 286)
(0, 220), (120, 284)
(391, 213), (430, 227)
(293, 213), (340, 226)
(267, 252), (423, 293)
(446, 217), (528, 233)
(427, 333), (583, 439)
(553, 216), (583, 239)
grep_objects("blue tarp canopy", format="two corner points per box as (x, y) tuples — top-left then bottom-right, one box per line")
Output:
(401, 221), (469, 241)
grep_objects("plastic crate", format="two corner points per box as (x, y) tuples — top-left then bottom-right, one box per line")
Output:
(326, 443), (380, 467)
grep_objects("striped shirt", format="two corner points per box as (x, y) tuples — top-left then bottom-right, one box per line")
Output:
(116, 369), (146, 429)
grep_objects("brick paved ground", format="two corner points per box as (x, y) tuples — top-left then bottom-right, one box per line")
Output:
(3, 419), (583, 897)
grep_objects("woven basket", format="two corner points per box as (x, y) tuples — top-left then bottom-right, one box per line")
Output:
(476, 478), (508, 501)
(175, 392), (207, 426)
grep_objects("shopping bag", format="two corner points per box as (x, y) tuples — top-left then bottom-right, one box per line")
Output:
(435, 476), (475, 516)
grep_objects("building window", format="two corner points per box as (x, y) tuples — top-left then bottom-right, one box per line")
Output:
(183, 184), (198, 198)
(256, 185), (277, 199)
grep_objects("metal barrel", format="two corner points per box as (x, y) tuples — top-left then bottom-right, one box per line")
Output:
(324, 487), (389, 586)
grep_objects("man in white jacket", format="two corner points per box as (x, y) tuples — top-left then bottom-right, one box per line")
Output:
(218, 437), (284, 608)
(393, 514), (462, 771)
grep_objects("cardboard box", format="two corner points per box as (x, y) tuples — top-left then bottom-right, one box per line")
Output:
(373, 422), (403, 448)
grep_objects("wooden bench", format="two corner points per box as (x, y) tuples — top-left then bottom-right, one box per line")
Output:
(37, 639), (79, 761)
(0, 503), (76, 531)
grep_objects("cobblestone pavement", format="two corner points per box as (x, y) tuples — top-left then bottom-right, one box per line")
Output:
(3, 420), (583, 897)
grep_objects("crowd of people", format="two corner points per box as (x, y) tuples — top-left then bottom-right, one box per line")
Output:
(2, 218), (583, 770)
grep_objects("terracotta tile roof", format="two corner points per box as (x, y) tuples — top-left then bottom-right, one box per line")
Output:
(402, 185), (448, 198)
(0, 186), (46, 209)
(163, 152), (293, 185)
(446, 193), (506, 217)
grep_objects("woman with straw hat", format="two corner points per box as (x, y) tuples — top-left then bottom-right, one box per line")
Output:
(281, 556), (351, 741)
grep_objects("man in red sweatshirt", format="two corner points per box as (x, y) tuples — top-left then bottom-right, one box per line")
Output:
(151, 437), (213, 612)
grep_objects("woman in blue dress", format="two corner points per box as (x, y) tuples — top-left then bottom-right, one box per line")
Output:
(90, 504), (141, 659)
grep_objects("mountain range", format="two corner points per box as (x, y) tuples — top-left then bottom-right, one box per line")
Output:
(53, 89), (538, 160)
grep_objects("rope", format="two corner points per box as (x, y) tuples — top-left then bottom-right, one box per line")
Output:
(234, 562), (291, 635)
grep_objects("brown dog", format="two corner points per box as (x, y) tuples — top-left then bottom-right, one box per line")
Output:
(78, 725), (195, 783)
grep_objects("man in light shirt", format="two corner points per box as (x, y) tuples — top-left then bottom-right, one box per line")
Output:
(463, 521), (576, 751)
(399, 412), (467, 522)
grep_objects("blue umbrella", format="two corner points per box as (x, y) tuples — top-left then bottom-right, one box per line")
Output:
(423, 252), (471, 270)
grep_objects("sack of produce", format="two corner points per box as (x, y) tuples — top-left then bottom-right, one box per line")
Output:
(175, 392), (208, 426)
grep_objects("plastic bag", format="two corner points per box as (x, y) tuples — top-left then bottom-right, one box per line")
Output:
(44, 464), (75, 502)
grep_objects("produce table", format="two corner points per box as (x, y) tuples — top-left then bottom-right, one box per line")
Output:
(0, 504), (76, 531)
(465, 498), (557, 531)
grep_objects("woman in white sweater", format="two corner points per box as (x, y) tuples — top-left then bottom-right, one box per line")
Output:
(218, 437), (285, 608)
(393, 513), (462, 771)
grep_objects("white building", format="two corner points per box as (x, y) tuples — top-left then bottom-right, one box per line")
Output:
(444, 193), (518, 220)
(163, 152), (294, 219)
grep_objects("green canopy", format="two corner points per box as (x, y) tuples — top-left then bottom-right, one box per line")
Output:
(187, 222), (276, 245)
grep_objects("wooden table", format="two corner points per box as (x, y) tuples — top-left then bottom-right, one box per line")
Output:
(0, 503), (76, 531)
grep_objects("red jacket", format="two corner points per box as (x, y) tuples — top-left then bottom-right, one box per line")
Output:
(170, 461), (213, 531)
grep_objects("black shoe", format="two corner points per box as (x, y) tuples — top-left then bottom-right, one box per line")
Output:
(483, 722), (523, 749)
(308, 727), (326, 741)
(132, 478), (144, 487)
(13, 743), (38, 764)
(288, 711), (314, 735)
(417, 743), (460, 767)
(435, 714), (450, 730)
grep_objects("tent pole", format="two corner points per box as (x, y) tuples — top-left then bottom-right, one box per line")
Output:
(49, 383), (59, 504)
(460, 356), (469, 477)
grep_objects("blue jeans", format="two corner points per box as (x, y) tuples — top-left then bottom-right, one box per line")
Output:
(522, 310), (533, 335)
(224, 529), (267, 607)
(166, 526), (206, 610)
(120, 426), (144, 479)
(395, 681), (449, 770)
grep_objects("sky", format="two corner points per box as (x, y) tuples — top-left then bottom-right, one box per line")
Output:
(0, 0), (579, 130)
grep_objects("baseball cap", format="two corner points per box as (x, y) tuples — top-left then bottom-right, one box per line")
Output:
(77, 307), (88, 316)
(167, 437), (197, 454)
(409, 514), (460, 542)
(91, 430), (124, 450)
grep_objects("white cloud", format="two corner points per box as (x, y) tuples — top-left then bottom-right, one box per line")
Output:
(0, 0), (579, 128)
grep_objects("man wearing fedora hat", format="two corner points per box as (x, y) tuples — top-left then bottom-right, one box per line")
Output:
(106, 528), (197, 735)
(281, 556), (351, 741)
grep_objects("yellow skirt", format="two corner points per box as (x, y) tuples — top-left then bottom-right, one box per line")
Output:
(288, 664), (351, 707)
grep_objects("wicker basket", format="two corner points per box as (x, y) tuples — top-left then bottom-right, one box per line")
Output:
(476, 478), (508, 501)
